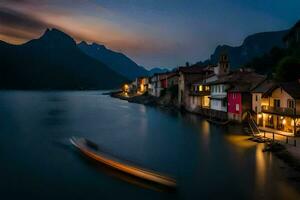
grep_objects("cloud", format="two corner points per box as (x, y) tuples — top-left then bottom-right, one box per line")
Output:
(0, 7), (49, 31)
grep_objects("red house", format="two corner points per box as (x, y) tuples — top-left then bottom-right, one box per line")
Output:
(160, 78), (168, 89)
(226, 70), (265, 122)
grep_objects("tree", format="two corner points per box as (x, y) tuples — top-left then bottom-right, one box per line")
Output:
(275, 56), (300, 81)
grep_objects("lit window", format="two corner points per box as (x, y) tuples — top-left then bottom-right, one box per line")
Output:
(236, 104), (239, 111)
(199, 85), (203, 91)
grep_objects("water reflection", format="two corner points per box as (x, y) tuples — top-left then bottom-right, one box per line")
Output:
(255, 144), (267, 196)
(0, 91), (300, 200)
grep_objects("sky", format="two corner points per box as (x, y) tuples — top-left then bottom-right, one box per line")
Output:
(0, 0), (299, 69)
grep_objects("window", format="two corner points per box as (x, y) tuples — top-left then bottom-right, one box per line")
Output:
(236, 104), (239, 111)
(274, 99), (280, 108)
(287, 99), (295, 108)
(222, 100), (227, 107)
(256, 95), (258, 101)
(199, 85), (203, 91)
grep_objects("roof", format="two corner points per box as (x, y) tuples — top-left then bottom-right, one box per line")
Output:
(178, 66), (209, 74)
(259, 81), (300, 99)
(251, 79), (276, 93)
(207, 70), (266, 92)
(150, 71), (179, 81)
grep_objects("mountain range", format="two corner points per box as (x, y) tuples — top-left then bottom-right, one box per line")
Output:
(0, 26), (293, 90)
(148, 67), (169, 76)
(78, 42), (149, 80)
(195, 30), (288, 69)
(0, 29), (128, 90)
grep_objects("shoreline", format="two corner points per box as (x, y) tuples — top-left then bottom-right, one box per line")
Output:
(110, 91), (300, 183)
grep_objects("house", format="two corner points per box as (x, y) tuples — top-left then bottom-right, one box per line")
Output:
(148, 73), (166, 97)
(192, 53), (230, 120)
(206, 68), (264, 121)
(283, 20), (300, 47)
(167, 72), (179, 88)
(226, 71), (265, 122)
(149, 72), (179, 97)
(252, 80), (300, 136)
(178, 65), (210, 109)
(208, 79), (230, 115)
(121, 83), (130, 95)
(180, 52), (230, 113)
(135, 77), (149, 94)
(188, 81), (211, 112)
(129, 80), (137, 94)
(251, 79), (275, 117)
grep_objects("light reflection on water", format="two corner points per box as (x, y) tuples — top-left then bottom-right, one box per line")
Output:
(255, 144), (267, 195)
(0, 91), (299, 200)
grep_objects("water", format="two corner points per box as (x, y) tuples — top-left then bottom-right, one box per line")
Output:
(0, 91), (299, 200)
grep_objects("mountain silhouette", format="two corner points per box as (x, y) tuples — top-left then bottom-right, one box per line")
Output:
(78, 42), (149, 80)
(0, 28), (127, 90)
(196, 30), (288, 69)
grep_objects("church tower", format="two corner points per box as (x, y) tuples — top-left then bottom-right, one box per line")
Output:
(214, 51), (230, 76)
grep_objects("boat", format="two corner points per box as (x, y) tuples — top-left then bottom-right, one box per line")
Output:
(70, 137), (177, 188)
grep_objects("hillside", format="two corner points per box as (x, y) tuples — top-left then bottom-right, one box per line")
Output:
(78, 42), (149, 80)
(0, 29), (127, 90)
(196, 30), (288, 69)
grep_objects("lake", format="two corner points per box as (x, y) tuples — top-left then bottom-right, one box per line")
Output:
(0, 91), (299, 200)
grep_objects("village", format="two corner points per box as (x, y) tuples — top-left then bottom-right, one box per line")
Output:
(113, 25), (300, 156)
(117, 57), (300, 137)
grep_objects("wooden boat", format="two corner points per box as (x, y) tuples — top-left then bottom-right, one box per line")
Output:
(70, 137), (177, 188)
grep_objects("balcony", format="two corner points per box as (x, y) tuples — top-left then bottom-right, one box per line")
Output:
(261, 105), (299, 117)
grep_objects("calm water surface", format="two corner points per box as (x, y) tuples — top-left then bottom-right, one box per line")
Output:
(0, 91), (299, 200)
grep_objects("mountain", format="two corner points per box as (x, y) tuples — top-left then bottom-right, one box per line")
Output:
(196, 30), (288, 69)
(0, 28), (127, 90)
(148, 67), (169, 76)
(245, 20), (300, 80)
(78, 42), (149, 80)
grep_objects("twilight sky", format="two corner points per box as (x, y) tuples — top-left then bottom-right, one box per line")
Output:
(0, 0), (299, 69)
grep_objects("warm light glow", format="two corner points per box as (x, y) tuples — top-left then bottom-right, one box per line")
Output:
(280, 116), (284, 120)
(203, 96), (210, 107)
(140, 84), (144, 92)
(282, 119), (286, 125)
(268, 115), (272, 119)
(258, 114), (262, 119)
(199, 85), (203, 91)
(291, 120), (294, 126)
(123, 84), (129, 93)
